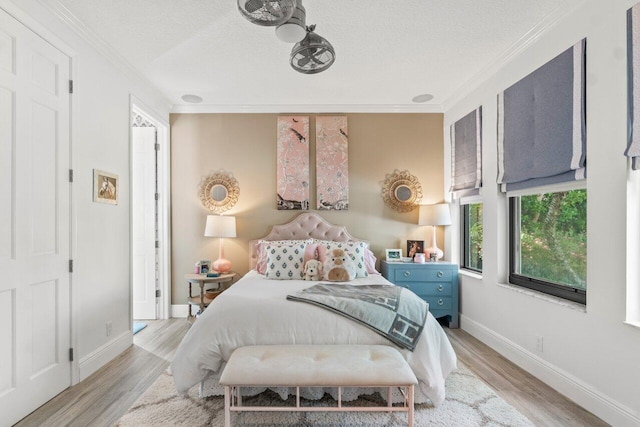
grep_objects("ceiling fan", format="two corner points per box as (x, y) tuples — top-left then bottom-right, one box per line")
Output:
(237, 0), (296, 26)
(237, 0), (335, 74)
(290, 25), (336, 74)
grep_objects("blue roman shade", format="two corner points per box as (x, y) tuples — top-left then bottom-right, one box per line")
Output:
(627, 5), (640, 170)
(497, 39), (586, 192)
(450, 107), (482, 198)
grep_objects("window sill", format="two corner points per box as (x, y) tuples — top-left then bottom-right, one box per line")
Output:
(459, 269), (483, 280)
(496, 282), (586, 312)
(624, 321), (640, 330)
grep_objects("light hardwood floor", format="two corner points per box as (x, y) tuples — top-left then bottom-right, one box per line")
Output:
(15, 320), (608, 427)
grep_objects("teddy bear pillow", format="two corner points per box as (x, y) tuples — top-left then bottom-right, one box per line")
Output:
(303, 259), (323, 281)
(323, 248), (356, 282)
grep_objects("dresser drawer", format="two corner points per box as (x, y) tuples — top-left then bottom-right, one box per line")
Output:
(423, 296), (452, 311)
(393, 268), (452, 283)
(398, 281), (452, 296)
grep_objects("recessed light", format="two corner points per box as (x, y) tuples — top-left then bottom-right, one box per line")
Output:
(181, 94), (203, 103)
(412, 94), (434, 103)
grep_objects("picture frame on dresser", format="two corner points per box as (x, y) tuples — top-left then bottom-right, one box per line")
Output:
(407, 240), (424, 259)
(385, 249), (402, 262)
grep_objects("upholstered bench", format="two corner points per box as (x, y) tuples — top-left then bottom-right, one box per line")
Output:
(219, 344), (418, 426)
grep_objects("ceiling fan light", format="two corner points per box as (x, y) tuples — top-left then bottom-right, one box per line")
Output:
(275, 0), (306, 42)
(238, 0), (296, 27)
(290, 25), (336, 74)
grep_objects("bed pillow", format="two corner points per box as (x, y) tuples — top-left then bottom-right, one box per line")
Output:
(316, 240), (369, 278)
(264, 241), (308, 280)
(323, 247), (357, 281)
(256, 239), (313, 274)
(365, 248), (380, 275)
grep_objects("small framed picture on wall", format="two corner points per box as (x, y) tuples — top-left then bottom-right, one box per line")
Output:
(93, 169), (119, 205)
(385, 249), (402, 262)
(407, 240), (424, 259)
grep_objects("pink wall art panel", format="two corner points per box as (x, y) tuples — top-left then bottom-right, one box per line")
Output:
(277, 116), (310, 210)
(316, 116), (348, 210)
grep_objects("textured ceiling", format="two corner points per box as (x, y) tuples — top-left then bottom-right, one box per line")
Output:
(48, 0), (582, 111)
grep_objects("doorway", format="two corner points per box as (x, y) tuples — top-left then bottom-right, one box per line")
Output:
(130, 104), (170, 321)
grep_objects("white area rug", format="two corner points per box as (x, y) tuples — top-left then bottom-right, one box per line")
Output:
(116, 364), (533, 426)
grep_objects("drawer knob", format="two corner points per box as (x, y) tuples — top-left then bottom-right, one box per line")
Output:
(437, 271), (444, 278)
(437, 298), (444, 306)
(403, 271), (411, 277)
(438, 284), (444, 292)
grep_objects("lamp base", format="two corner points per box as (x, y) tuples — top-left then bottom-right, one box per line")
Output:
(425, 246), (443, 261)
(426, 224), (444, 261)
(213, 257), (232, 273)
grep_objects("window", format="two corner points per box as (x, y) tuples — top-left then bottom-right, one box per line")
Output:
(509, 189), (586, 304)
(461, 202), (483, 272)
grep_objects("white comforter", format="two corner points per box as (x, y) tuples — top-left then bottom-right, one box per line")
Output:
(170, 271), (457, 406)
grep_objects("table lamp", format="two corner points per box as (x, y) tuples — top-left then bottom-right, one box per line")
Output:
(419, 204), (451, 261)
(204, 215), (236, 273)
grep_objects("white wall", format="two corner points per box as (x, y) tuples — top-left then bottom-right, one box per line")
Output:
(444, 1), (640, 425)
(0, 0), (170, 381)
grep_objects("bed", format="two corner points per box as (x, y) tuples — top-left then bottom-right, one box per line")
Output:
(170, 213), (457, 406)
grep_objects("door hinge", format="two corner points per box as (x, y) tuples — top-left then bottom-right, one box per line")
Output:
(69, 80), (74, 94)
(155, 289), (161, 298)
(69, 169), (74, 183)
(154, 143), (160, 151)
(69, 348), (74, 362)
(154, 193), (159, 201)
(155, 241), (160, 249)
(69, 259), (73, 273)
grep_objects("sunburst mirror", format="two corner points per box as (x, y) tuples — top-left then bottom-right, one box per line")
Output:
(198, 170), (240, 214)
(381, 169), (423, 213)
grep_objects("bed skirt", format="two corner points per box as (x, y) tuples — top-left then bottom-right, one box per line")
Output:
(199, 366), (431, 404)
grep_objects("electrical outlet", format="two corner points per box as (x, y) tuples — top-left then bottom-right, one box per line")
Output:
(106, 321), (112, 337)
(536, 335), (544, 352)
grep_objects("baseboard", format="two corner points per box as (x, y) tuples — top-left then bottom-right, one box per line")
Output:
(171, 304), (188, 318)
(78, 331), (132, 382)
(461, 314), (640, 427)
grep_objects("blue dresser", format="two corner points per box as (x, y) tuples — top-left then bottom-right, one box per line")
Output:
(381, 261), (459, 328)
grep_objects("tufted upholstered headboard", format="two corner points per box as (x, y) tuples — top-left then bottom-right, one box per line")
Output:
(249, 213), (368, 270)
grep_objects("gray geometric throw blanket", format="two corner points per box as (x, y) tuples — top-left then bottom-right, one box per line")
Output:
(286, 283), (429, 351)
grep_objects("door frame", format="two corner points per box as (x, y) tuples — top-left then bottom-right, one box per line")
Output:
(130, 97), (171, 320)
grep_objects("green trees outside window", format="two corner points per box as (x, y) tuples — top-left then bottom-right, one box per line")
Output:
(462, 203), (483, 272)
(510, 189), (587, 303)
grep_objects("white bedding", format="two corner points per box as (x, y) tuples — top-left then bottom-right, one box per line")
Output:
(170, 270), (457, 406)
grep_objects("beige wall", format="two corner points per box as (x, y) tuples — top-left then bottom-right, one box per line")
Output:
(170, 113), (444, 303)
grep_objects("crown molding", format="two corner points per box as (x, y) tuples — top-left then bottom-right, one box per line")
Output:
(442, 0), (586, 112)
(0, 0), (76, 55)
(171, 103), (444, 114)
(37, 0), (171, 108)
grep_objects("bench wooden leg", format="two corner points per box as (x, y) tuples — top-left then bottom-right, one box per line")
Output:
(224, 386), (231, 427)
(408, 385), (414, 427)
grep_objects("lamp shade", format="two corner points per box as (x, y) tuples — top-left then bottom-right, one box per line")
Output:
(204, 215), (237, 238)
(418, 204), (452, 226)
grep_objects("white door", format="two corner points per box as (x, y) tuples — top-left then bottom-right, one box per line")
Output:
(132, 127), (157, 320)
(0, 8), (71, 426)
